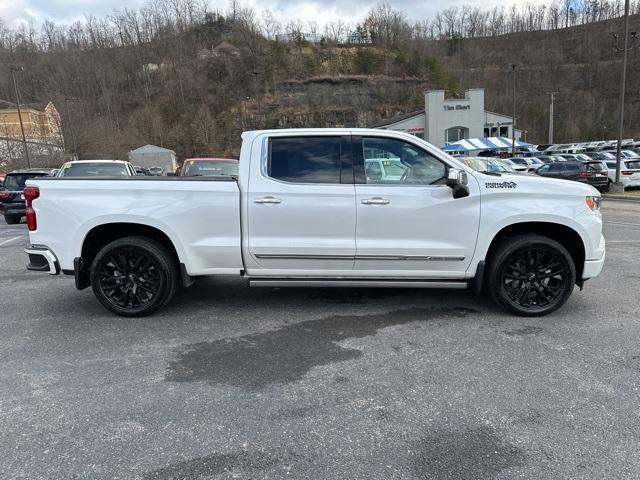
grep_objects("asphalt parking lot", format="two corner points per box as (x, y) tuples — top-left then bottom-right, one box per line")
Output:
(1, 200), (639, 480)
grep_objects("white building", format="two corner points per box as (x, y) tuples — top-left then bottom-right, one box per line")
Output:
(128, 144), (177, 174)
(373, 88), (522, 147)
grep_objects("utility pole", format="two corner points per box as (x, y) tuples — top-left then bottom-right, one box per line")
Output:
(10, 66), (31, 168)
(610, 0), (638, 193)
(548, 92), (559, 144)
(511, 64), (517, 156)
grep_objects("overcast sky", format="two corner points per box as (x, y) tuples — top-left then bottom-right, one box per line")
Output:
(1, 0), (539, 29)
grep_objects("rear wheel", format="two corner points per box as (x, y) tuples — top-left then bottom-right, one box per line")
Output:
(90, 236), (177, 317)
(487, 234), (576, 316)
(4, 214), (21, 224)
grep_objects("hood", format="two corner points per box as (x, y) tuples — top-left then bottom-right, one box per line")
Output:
(476, 172), (600, 197)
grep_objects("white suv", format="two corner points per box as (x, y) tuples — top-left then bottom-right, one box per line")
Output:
(604, 159), (640, 188)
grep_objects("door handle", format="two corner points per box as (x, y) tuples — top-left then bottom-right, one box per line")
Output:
(254, 196), (281, 204)
(361, 197), (389, 205)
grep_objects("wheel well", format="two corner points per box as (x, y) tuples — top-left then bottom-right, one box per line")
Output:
(81, 223), (180, 270)
(485, 222), (585, 282)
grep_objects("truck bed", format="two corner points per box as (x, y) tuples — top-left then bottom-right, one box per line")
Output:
(27, 176), (243, 276)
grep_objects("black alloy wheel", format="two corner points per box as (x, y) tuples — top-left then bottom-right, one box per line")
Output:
(90, 237), (177, 317)
(488, 234), (576, 316)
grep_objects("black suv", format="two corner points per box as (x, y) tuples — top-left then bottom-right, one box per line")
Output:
(535, 161), (609, 191)
(0, 169), (55, 224)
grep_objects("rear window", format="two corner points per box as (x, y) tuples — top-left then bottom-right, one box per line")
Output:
(509, 158), (527, 165)
(269, 137), (342, 184)
(626, 161), (640, 169)
(3, 173), (48, 190)
(585, 162), (606, 172)
(183, 160), (238, 177)
(58, 163), (128, 177)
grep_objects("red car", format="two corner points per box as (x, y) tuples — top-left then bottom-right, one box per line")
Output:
(180, 158), (238, 177)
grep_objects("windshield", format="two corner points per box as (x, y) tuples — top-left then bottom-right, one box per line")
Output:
(183, 160), (238, 176)
(509, 158), (528, 165)
(3, 173), (48, 190)
(58, 163), (129, 177)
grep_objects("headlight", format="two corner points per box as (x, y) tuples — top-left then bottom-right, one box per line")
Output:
(585, 195), (601, 212)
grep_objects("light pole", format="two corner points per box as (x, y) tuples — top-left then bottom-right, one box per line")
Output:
(610, 0), (638, 193)
(10, 66), (31, 168)
(548, 92), (559, 144)
(511, 64), (517, 156)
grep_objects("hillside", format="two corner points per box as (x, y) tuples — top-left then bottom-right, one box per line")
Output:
(1, 8), (639, 162)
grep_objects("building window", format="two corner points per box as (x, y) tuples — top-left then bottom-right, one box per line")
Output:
(445, 126), (469, 143)
(499, 126), (509, 137)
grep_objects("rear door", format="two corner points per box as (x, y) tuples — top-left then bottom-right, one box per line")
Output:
(352, 135), (480, 277)
(246, 134), (356, 274)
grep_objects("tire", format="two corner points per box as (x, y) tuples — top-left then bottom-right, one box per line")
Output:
(4, 214), (21, 225)
(90, 236), (178, 317)
(486, 234), (576, 317)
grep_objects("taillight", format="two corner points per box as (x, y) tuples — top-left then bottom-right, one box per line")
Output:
(577, 172), (594, 177)
(622, 170), (634, 175)
(23, 186), (39, 231)
(0, 191), (11, 200)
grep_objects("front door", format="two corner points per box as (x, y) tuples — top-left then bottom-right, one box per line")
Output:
(247, 134), (356, 275)
(353, 135), (480, 278)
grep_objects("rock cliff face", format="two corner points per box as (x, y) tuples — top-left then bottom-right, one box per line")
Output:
(242, 76), (431, 131)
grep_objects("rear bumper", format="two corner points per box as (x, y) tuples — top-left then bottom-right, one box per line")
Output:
(0, 204), (26, 216)
(25, 245), (60, 275)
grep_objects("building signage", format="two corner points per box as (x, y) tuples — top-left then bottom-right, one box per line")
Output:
(444, 105), (471, 111)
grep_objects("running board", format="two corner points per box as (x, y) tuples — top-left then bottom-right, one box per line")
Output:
(248, 278), (468, 289)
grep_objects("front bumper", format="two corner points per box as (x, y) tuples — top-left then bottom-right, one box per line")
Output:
(582, 234), (605, 279)
(25, 245), (60, 275)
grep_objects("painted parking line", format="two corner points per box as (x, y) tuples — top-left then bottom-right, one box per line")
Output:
(604, 221), (640, 227)
(0, 236), (24, 247)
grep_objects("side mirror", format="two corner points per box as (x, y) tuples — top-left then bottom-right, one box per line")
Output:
(446, 168), (470, 199)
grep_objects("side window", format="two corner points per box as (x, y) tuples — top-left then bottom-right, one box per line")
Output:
(566, 164), (580, 172)
(537, 165), (550, 173)
(549, 164), (563, 172)
(362, 137), (446, 185)
(269, 137), (342, 184)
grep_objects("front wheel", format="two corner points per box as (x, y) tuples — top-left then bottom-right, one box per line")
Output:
(4, 214), (21, 224)
(90, 236), (178, 317)
(487, 234), (576, 316)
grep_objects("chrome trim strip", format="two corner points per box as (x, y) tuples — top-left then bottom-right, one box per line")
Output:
(255, 254), (353, 260)
(249, 279), (468, 289)
(255, 254), (466, 261)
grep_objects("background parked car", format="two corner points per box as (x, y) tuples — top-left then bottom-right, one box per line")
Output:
(535, 160), (609, 191)
(180, 158), (239, 177)
(0, 168), (56, 224)
(503, 157), (529, 172)
(621, 150), (640, 161)
(603, 159), (640, 189)
(586, 151), (617, 162)
(57, 160), (136, 177)
(508, 157), (538, 172)
(133, 165), (151, 176)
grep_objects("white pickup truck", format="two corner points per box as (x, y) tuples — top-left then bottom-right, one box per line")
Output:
(23, 129), (605, 317)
